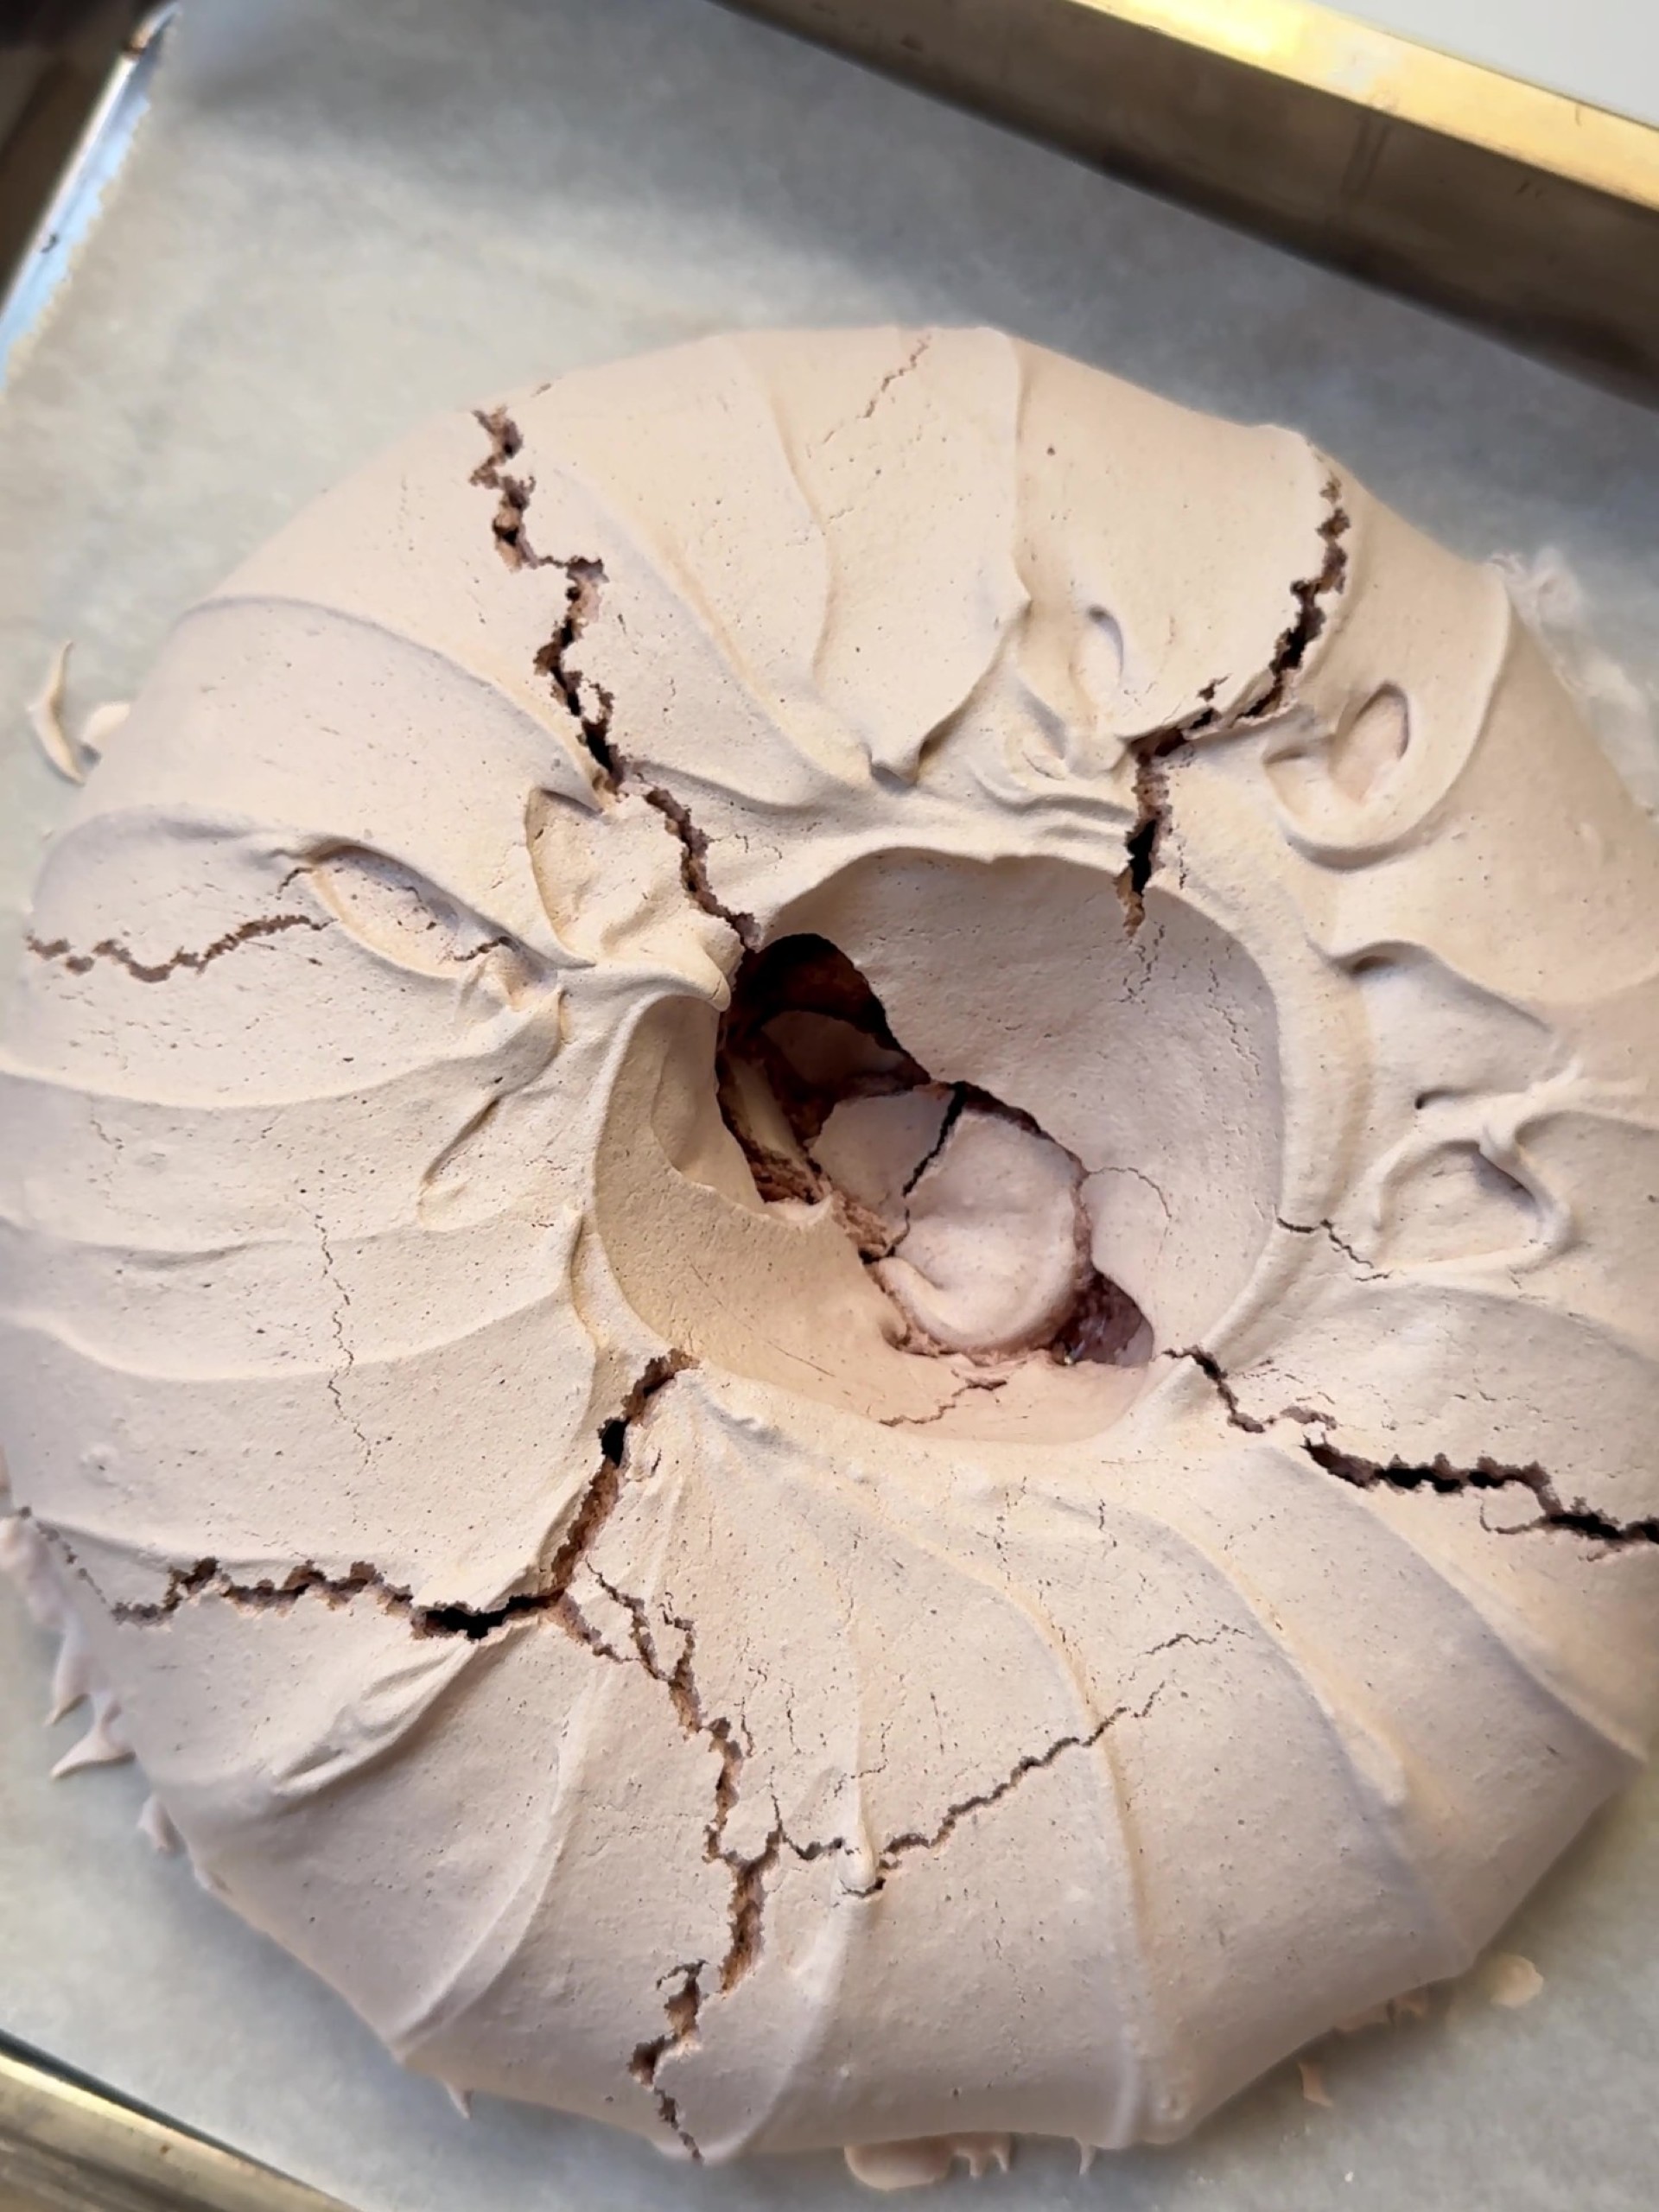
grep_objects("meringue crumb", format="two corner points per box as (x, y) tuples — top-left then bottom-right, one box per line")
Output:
(1484, 1954), (1544, 2009)
(844, 2135), (1013, 2190)
(1298, 2059), (1332, 2108)
(26, 641), (80, 782)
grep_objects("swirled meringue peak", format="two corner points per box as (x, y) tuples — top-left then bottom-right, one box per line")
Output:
(3, 327), (1658, 2179)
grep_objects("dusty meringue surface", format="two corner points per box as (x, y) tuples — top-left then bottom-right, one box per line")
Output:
(2, 327), (1657, 2171)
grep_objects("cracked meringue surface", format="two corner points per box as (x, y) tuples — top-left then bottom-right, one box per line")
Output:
(1, 326), (1657, 2170)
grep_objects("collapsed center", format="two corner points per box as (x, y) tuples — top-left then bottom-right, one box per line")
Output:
(714, 937), (1151, 1369)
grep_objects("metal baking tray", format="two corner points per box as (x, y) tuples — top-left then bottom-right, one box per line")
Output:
(725, 0), (1659, 397)
(2, 2), (1657, 2208)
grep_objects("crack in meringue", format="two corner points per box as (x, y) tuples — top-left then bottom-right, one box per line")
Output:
(1174, 1349), (1659, 1551)
(469, 408), (543, 570)
(1276, 1214), (1390, 1279)
(88, 1353), (694, 1634)
(847, 1681), (1168, 1899)
(25, 912), (327, 982)
(313, 1217), (372, 1468)
(535, 552), (617, 776)
(636, 782), (759, 950)
(1302, 1437), (1659, 1550)
(1118, 736), (1183, 936)
(1249, 476), (1352, 721)
(630, 1962), (705, 2158)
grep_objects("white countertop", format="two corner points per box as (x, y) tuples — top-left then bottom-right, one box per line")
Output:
(1351, 0), (1659, 127)
(3, 3), (1658, 2209)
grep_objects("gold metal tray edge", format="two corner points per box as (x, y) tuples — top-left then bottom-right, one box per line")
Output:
(0, 2044), (343, 2212)
(722, 0), (1659, 398)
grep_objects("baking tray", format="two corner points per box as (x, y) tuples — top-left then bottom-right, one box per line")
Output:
(3, 2), (1658, 2208)
(0, 3), (175, 386)
(724, 0), (1659, 398)
(0, 3), (154, 296)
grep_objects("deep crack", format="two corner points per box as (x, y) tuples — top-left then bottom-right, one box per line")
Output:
(1249, 477), (1351, 721)
(1117, 735), (1182, 937)
(534, 555), (616, 779)
(470, 409), (544, 570)
(594, 1567), (793, 2157)
(501, 480), (755, 951)
(26, 913), (327, 984)
(94, 1353), (693, 1634)
(1177, 1348), (1659, 1550)
(472, 412), (610, 760)
(630, 1964), (704, 2158)
(591, 1574), (787, 2050)
(638, 785), (758, 950)
(470, 416), (761, 955)
(1303, 1437), (1659, 1548)
(1174, 1345), (1267, 1433)
(1112, 480), (1347, 937)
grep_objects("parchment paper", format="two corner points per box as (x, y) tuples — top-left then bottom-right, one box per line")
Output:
(3, 3), (1657, 2208)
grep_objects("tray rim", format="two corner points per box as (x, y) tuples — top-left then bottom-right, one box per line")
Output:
(1069, 0), (1659, 206)
(0, 2040), (346, 2212)
(722, 0), (1659, 398)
